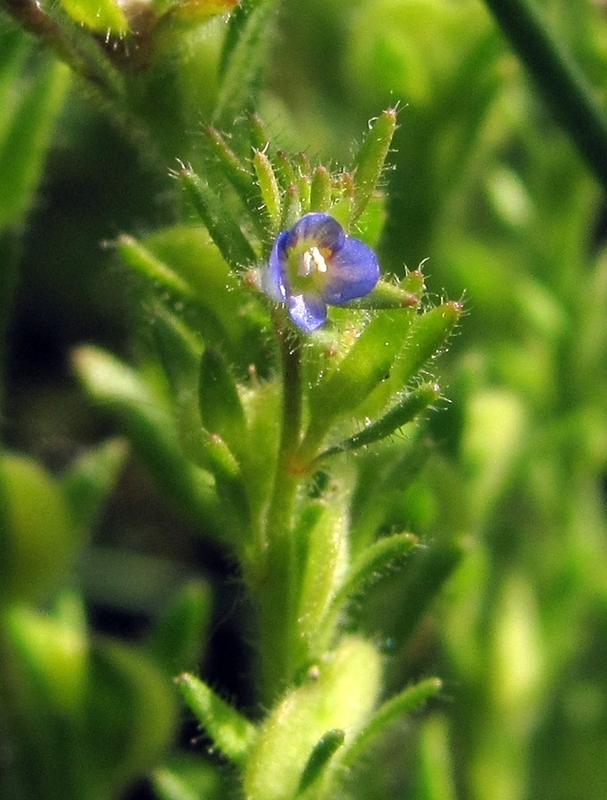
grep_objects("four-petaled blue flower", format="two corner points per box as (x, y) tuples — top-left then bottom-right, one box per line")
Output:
(262, 213), (380, 332)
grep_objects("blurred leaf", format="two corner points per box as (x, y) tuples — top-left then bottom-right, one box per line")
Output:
(59, 0), (129, 33)
(72, 345), (221, 530)
(0, 52), (70, 228)
(215, 0), (279, 127)
(199, 347), (248, 459)
(60, 437), (129, 536)
(85, 638), (177, 796)
(146, 579), (213, 676)
(0, 452), (78, 604)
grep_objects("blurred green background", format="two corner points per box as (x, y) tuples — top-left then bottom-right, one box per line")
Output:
(2, 0), (607, 798)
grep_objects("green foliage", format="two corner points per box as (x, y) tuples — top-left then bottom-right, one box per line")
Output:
(2, 0), (607, 798)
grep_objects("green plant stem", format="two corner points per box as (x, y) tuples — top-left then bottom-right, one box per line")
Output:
(484, 0), (607, 190)
(255, 311), (304, 703)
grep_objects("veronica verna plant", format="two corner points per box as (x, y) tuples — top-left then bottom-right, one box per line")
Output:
(0, 2), (464, 799)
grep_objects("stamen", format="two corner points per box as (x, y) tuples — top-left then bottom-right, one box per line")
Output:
(299, 246), (328, 276)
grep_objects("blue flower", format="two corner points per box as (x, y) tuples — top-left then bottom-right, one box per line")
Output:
(262, 213), (380, 332)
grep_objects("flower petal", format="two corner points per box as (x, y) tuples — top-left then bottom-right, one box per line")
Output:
(322, 236), (380, 304)
(285, 212), (345, 252)
(288, 292), (328, 332)
(262, 230), (289, 301)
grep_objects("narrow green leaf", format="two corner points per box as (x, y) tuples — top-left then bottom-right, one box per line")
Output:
(199, 347), (247, 458)
(327, 533), (418, 629)
(146, 580), (212, 676)
(153, 768), (200, 800)
(342, 678), (443, 768)
(307, 308), (418, 441)
(385, 301), (462, 394)
(178, 167), (258, 269)
(117, 234), (198, 301)
(176, 673), (257, 765)
(298, 729), (345, 794)
(215, 0), (279, 126)
(351, 108), (397, 222)
(0, 57), (70, 228)
(60, 437), (129, 536)
(320, 382), (441, 458)
(296, 497), (349, 658)
(72, 345), (219, 529)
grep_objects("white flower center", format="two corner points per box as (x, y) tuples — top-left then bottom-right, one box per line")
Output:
(299, 246), (328, 277)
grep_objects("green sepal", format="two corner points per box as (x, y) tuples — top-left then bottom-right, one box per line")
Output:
(60, 437), (129, 537)
(199, 347), (248, 459)
(395, 301), (462, 386)
(72, 345), (219, 529)
(319, 382), (441, 458)
(341, 677), (443, 769)
(310, 165), (332, 213)
(178, 167), (258, 269)
(244, 637), (382, 800)
(253, 148), (282, 239)
(176, 672), (257, 766)
(146, 580), (212, 676)
(351, 108), (397, 223)
(340, 278), (420, 310)
(298, 729), (345, 794)
(203, 125), (267, 236)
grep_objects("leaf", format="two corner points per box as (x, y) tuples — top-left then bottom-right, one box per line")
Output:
(327, 532), (418, 633)
(351, 108), (398, 223)
(297, 729), (345, 794)
(320, 382), (441, 457)
(72, 345), (220, 530)
(341, 677), (443, 769)
(214, 0), (279, 127)
(60, 437), (129, 536)
(0, 55), (70, 228)
(146, 580), (213, 675)
(179, 167), (258, 269)
(176, 672), (257, 766)
(59, 0), (129, 33)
